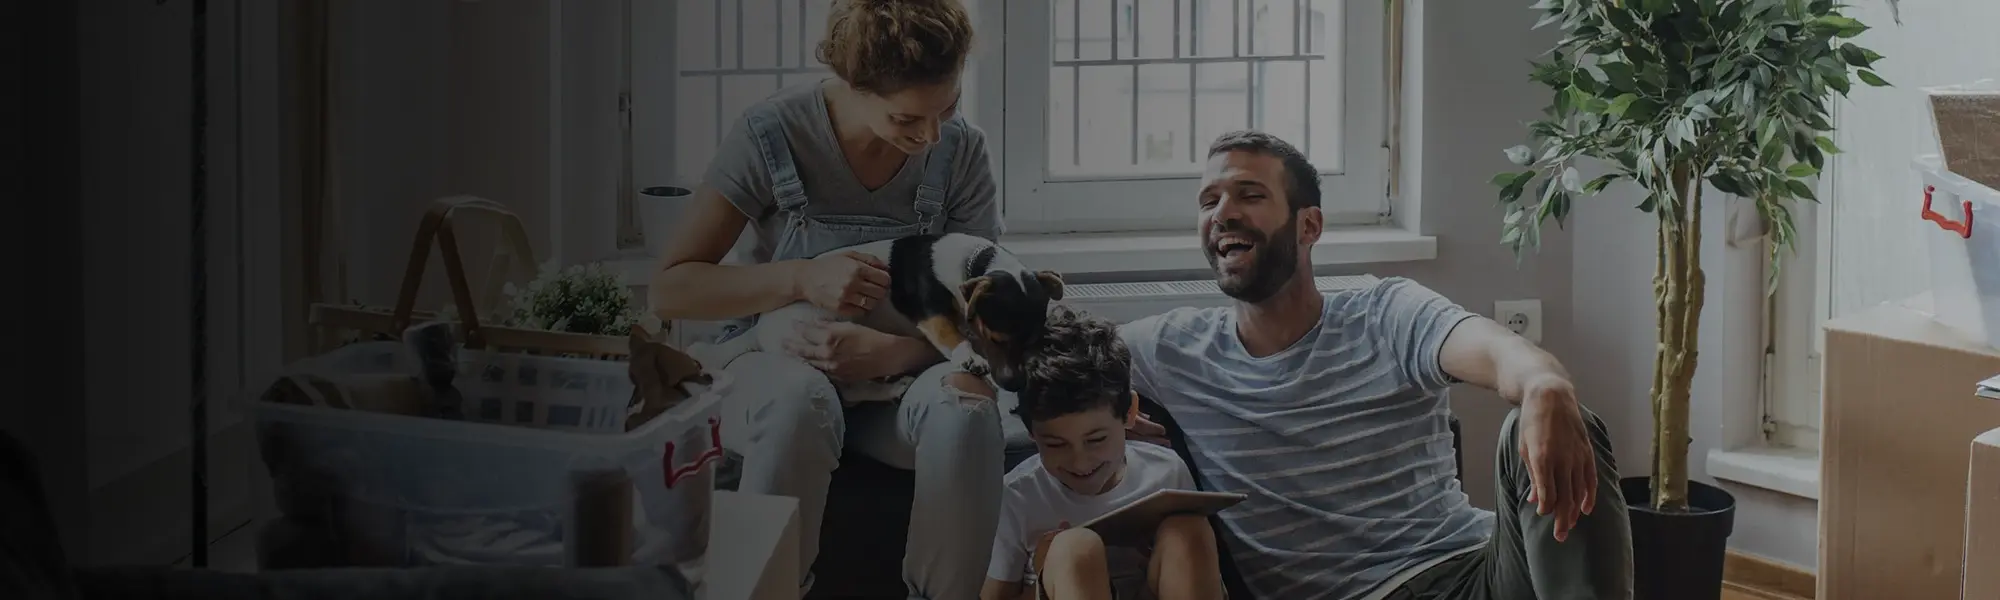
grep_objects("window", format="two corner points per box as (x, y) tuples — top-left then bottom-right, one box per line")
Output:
(638, 0), (1397, 240)
(1768, 0), (2000, 452)
(622, 0), (843, 250)
(672, 0), (835, 187)
(1001, 0), (1389, 234)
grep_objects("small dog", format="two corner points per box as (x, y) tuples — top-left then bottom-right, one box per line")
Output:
(696, 233), (1063, 394)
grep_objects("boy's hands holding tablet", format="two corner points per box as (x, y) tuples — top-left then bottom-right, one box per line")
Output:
(1080, 489), (1245, 548)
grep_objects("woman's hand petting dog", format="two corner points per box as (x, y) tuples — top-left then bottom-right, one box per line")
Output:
(794, 250), (891, 318)
(784, 321), (926, 382)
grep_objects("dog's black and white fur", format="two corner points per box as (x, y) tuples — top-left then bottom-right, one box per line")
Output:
(694, 232), (1063, 396)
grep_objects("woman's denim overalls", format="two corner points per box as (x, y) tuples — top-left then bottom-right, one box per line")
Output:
(714, 106), (962, 344)
(712, 102), (1008, 600)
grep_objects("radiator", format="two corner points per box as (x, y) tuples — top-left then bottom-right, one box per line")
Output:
(1060, 274), (1383, 324)
(665, 274), (1383, 347)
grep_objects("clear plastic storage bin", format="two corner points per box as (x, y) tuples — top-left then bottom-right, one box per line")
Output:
(254, 344), (727, 569)
(1914, 154), (2000, 348)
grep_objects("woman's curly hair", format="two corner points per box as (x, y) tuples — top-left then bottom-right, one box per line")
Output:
(817, 0), (975, 95)
(1016, 305), (1134, 428)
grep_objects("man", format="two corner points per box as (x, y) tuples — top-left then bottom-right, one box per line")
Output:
(1117, 131), (1632, 600)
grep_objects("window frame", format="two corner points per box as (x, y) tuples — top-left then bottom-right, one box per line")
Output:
(1766, 174), (1832, 452)
(996, 0), (1392, 235)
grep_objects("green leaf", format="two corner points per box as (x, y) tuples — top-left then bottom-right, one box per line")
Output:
(1785, 162), (1820, 177)
(1814, 136), (1842, 155)
(1641, 0), (1675, 14)
(1534, 10), (1565, 30)
(1505, 145), (1535, 166)
(1684, 89), (1715, 109)
(1607, 93), (1639, 117)
(1585, 173), (1621, 194)
(1784, 178), (1818, 201)
(1858, 70), (1890, 87)
(1759, 118), (1782, 147)
(1599, 62), (1637, 91)
(1810, 15), (1866, 37)
(1626, 98), (1664, 121)
(1499, 172), (1534, 205)
(1709, 173), (1746, 196)
(1838, 43), (1880, 68)
(1670, 118), (1696, 147)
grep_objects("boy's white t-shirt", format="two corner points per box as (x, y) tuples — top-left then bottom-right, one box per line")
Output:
(987, 441), (1198, 587)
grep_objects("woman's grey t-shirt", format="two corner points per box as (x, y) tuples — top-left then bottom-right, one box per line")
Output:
(702, 80), (1003, 265)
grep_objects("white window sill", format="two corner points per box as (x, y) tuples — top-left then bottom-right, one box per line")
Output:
(603, 225), (1437, 286)
(1707, 445), (1822, 500)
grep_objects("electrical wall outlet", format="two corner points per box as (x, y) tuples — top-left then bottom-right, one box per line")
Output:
(1494, 299), (1543, 343)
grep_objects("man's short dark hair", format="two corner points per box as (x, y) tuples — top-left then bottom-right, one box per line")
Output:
(1015, 305), (1133, 428)
(1207, 130), (1321, 211)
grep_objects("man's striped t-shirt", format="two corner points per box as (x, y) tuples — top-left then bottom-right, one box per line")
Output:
(1118, 277), (1494, 600)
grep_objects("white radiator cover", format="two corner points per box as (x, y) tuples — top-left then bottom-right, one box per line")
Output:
(1060, 275), (1383, 324)
(666, 274), (1383, 345)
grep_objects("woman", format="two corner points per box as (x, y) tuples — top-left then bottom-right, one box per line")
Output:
(649, 1), (1004, 598)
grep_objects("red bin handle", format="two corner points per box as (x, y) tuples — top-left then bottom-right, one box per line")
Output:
(1923, 185), (1974, 240)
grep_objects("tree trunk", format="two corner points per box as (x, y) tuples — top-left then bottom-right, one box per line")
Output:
(1651, 165), (1707, 512)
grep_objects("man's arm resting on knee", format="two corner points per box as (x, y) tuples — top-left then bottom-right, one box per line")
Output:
(1435, 316), (1572, 405)
(1437, 315), (1604, 541)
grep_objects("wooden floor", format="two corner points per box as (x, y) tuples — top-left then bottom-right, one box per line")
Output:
(1723, 585), (1810, 600)
(191, 523), (1813, 600)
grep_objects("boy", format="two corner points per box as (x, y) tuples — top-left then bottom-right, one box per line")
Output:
(980, 306), (1226, 600)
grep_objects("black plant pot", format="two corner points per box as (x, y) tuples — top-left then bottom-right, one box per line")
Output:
(1621, 476), (1737, 600)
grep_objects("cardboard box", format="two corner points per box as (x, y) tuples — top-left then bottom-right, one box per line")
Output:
(1967, 427), (2000, 600)
(1818, 298), (2000, 600)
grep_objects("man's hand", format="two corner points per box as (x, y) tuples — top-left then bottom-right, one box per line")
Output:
(1124, 395), (1171, 447)
(1517, 373), (1598, 543)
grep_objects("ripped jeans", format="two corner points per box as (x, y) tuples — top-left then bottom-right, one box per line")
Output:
(717, 351), (1007, 600)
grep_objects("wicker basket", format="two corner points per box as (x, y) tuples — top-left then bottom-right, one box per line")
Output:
(1928, 80), (2000, 191)
(309, 195), (631, 359)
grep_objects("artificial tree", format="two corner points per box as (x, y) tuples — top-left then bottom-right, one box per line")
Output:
(1493, 0), (1888, 513)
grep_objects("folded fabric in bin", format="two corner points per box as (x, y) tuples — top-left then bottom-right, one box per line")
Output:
(1928, 80), (2000, 190)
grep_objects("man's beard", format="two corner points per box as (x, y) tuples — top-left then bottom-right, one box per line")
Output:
(1205, 214), (1301, 304)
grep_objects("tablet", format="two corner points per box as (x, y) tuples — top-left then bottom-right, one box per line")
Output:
(1080, 489), (1246, 548)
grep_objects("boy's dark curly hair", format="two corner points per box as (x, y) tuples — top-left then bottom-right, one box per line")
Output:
(1016, 305), (1134, 429)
